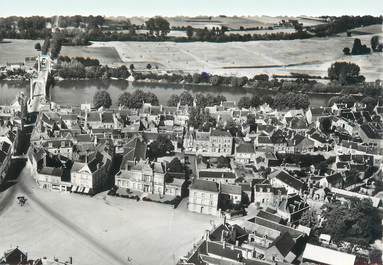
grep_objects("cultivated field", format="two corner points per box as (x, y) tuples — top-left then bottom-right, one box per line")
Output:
(349, 24), (383, 35)
(1, 25), (381, 80)
(61, 46), (123, 65)
(128, 15), (327, 30)
(0, 164), (216, 265)
(0, 39), (40, 65)
(92, 32), (383, 81)
(0, 39), (122, 65)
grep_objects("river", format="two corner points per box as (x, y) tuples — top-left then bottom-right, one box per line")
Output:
(0, 80), (333, 107)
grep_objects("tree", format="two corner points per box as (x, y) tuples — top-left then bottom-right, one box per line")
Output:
(145, 16), (170, 37)
(320, 117), (333, 134)
(237, 96), (252, 109)
(129, 64), (135, 71)
(262, 95), (274, 106)
(360, 96), (378, 112)
(328, 95), (356, 108)
(146, 63), (152, 70)
(215, 95), (227, 104)
(300, 209), (318, 227)
(186, 26), (193, 39)
(343, 47), (350, 55)
(41, 37), (50, 55)
(250, 95), (261, 108)
(188, 107), (216, 131)
(144, 91), (159, 106)
(147, 135), (174, 159)
(351, 38), (371, 55)
(273, 93), (310, 110)
(93, 90), (112, 108)
(167, 94), (180, 106)
(217, 156), (230, 168)
(209, 75), (222, 86)
(328, 62), (365, 85)
(225, 120), (241, 137)
(192, 73), (201, 83)
(321, 198), (382, 246)
(179, 91), (194, 106)
(371, 35), (383, 52)
(253, 74), (269, 82)
(167, 157), (184, 173)
(127, 90), (159, 109)
(118, 92), (131, 108)
(50, 32), (64, 60)
(34, 42), (41, 51)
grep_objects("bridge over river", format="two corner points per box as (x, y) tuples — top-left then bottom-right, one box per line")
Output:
(27, 54), (52, 113)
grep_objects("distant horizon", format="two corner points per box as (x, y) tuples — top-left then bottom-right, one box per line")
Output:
(0, 0), (382, 17)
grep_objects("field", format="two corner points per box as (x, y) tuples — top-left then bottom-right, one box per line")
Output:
(1, 24), (381, 81)
(0, 164), (217, 265)
(61, 46), (122, 65)
(0, 39), (40, 65)
(0, 39), (122, 65)
(92, 32), (383, 81)
(349, 24), (383, 35)
(129, 15), (327, 30)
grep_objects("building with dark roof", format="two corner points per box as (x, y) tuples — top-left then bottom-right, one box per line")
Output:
(198, 170), (236, 184)
(235, 142), (255, 164)
(189, 179), (220, 216)
(269, 170), (304, 195)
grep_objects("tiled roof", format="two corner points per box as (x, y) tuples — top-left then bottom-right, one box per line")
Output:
(271, 170), (304, 191)
(102, 112), (114, 123)
(221, 184), (242, 195)
(236, 143), (255, 153)
(269, 232), (295, 257)
(87, 112), (101, 122)
(211, 130), (232, 138)
(199, 171), (236, 179)
(190, 179), (219, 193)
(38, 166), (63, 177)
(257, 210), (282, 224)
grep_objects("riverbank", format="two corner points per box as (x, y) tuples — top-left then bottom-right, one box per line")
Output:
(0, 79), (335, 107)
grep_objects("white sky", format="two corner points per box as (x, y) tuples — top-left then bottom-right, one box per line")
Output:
(0, 0), (382, 17)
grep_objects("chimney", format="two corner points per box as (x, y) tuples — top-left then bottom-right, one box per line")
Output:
(204, 229), (210, 241)
(69, 257), (72, 264)
(235, 240), (239, 247)
(221, 230), (225, 241)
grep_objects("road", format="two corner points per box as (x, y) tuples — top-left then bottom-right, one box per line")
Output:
(0, 163), (131, 265)
(0, 181), (18, 216)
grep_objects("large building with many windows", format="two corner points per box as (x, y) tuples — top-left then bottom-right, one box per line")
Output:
(188, 179), (220, 216)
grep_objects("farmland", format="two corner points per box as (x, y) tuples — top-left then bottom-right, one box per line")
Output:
(128, 15), (327, 30)
(1, 25), (381, 81)
(0, 39), (122, 65)
(92, 32), (383, 80)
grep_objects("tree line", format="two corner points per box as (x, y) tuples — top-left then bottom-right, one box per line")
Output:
(56, 58), (382, 100)
(2, 15), (381, 43)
